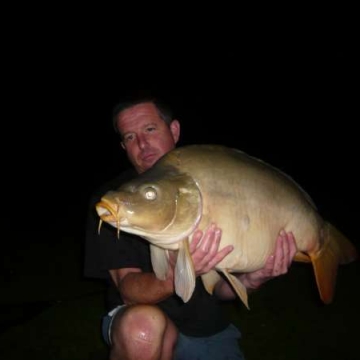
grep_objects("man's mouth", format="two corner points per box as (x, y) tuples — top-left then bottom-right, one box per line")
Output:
(141, 152), (157, 162)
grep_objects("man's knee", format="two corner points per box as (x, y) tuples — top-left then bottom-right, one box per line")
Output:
(114, 304), (167, 342)
(111, 304), (176, 359)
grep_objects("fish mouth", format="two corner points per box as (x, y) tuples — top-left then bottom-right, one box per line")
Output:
(96, 200), (117, 222)
(96, 200), (122, 237)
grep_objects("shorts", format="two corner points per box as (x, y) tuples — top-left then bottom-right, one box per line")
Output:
(102, 305), (245, 360)
(102, 305), (127, 346)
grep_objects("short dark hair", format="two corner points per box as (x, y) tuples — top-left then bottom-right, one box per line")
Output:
(112, 96), (174, 134)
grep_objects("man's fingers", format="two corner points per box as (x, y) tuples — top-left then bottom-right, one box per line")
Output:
(272, 230), (298, 275)
(287, 231), (297, 266)
(207, 227), (222, 257)
(279, 230), (289, 272)
(194, 225), (220, 270)
(202, 244), (233, 273)
(190, 223), (234, 275)
(215, 244), (233, 262)
(273, 233), (285, 274)
(190, 229), (203, 253)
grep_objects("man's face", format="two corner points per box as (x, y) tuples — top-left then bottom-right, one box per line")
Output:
(115, 102), (180, 173)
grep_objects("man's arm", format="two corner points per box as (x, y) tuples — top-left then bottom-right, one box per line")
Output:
(109, 267), (174, 305)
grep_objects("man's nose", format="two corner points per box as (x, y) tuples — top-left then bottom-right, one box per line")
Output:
(137, 135), (148, 149)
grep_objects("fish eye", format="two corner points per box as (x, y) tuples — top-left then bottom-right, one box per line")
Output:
(143, 187), (157, 200)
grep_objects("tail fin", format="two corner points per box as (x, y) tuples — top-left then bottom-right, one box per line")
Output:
(326, 223), (358, 264)
(312, 222), (358, 304)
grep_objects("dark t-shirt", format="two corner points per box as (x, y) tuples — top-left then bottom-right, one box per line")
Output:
(84, 169), (231, 337)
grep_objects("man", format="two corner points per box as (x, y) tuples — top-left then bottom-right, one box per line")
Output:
(85, 97), (297, 360)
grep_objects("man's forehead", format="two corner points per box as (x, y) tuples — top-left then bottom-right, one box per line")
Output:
(118, 104), (158, 123)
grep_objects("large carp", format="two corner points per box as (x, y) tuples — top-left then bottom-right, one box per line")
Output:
(96, 144), (357, 309)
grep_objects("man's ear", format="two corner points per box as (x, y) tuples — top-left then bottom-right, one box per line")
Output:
(170, 120), (181, 144)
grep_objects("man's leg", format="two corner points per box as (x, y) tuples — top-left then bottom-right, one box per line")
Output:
(109, 304), (178, 360)
(174, 324), (244, 360)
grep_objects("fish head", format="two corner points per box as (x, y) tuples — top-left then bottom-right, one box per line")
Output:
(96, 166), (202, 247)
(97, 179), (179, 231)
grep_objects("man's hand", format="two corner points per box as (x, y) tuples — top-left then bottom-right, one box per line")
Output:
(239, 230), (297, 290)
(189, 223), (233, 276)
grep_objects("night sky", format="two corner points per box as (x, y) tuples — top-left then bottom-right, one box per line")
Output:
(4, 24), (358, 249)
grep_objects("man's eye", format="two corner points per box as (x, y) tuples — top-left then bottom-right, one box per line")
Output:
(124, 134), (134, 142)
(146, 126), (156, 132)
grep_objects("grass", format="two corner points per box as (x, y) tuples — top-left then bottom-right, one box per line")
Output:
(1, 225), (359, 360)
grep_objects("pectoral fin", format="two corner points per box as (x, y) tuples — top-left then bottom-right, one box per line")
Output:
(201, 270), (222, 295)
(175, 238), (196, 302)
(221, 269), (250, 310)
(150, 244), (169, 281)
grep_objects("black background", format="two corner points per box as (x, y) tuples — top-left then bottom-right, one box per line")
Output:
(3, 13), (358, 246)
(1, 9), (358, 359)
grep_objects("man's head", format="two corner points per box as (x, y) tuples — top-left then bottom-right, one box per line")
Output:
(112, 97), (180, 174)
